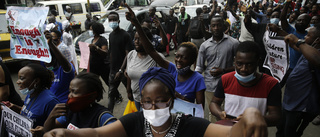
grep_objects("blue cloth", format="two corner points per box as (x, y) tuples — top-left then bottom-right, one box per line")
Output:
(139, 67), (175, 97)
(285, 25), (307, 69)
(50, 64), (75, 103)
(56, 112), (116, 127)
(20, 89), (59, 128)
(167, 62), (206, 102)
(283, 55), (320, 114)
(151, 34), (162, 49)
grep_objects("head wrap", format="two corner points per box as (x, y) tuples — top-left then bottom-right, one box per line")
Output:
(62, 20), (70, 30)
(139, 67), (175, 97)
(66, 6), (71, 9)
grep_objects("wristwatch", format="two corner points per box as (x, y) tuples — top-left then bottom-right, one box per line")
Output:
(296, 39), (305, 48)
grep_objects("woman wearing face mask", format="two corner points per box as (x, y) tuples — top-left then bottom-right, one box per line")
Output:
(125, 5), (206, 108)
(44, 67), (268, 137)
(31, 72), (116, 136)
(87, 22), (110, 87)
(8, 63), (59, 128)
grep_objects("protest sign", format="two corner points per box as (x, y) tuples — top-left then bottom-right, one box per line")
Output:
(6, 6), (51, 63)
(171, 98), (204, 118)
(79, 41), (90, 69)
(262, 30), (289, 82)
(0, 104), (33, 137)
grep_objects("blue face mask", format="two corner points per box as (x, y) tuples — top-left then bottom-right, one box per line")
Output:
(88, 30), (94, 37)
(19, 80), (36, 95)
(270, 18), (280, 25)
(310, 24), (315, 27)
(234, 71), (256, 83)
(109, 22), (119, 30)
(177, 66), (191, 75)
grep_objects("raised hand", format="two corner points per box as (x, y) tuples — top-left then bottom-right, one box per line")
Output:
(125, 3), (139, 26)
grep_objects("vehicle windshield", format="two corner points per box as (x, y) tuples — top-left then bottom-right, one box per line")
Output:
(0, 14), (8, 33)
(100, 13), (130, 32)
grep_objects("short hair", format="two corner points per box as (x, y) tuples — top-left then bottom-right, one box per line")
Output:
(51, 30), (62, 38)
(236, 41), (261, 59)
(91, 22), (105, 35)
(75, 72), (104, 102)
(25, 63), (54, 89)
(196, 8), (203, 15)
(300, 13), (312, 24)
(150, 6), (156, 11)
(142, 27), (153, 40)
(212, 15), (224, 25)
(178, 42), (198, 64)
(109, 11), (119, 20)
(181, 7), (186, 10)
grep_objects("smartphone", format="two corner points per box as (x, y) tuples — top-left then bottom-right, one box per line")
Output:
(226, 114), (237, 119)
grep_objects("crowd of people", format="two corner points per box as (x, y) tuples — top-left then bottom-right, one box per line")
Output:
(0, 0), (320, 136)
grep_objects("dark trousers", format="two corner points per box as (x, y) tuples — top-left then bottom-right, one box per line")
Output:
(276, 108), (317, 137)
(90, 64), (110, 87)
(107, 72), (127, 112)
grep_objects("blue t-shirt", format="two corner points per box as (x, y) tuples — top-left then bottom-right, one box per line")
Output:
(167, 62), (206, 103)
(283, 55), (320, 114)
(285, 25), (307, 69)
(56, 112), (116, 127)
(21, 89), (60, 128)
(50, 64), (75, 103)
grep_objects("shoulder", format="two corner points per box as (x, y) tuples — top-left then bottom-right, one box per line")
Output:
(225, 35), (240, 44)
(221, 71), (236, 82)
(260, 74), (278, 86)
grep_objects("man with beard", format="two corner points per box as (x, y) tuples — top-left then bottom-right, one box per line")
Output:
(280, 0), (311, 87)
(195, 16), (239, 122)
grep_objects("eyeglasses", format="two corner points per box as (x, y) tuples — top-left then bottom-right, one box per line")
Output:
(141, 98), (172, 110)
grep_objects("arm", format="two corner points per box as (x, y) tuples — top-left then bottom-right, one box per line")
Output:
(210, 66), (235, 77)
(43, 120), (127, 137)
(154, 17), (168, 47)
(195, 89), (205, 109)
(280, 0), (291, 31)
(47, 35), (71, 72)
(204, 108), (267, 137)
(195, 45), (206, 73)
(125, 4), (170, 69)
(209, 96), (226, 120)
(0, 66), (9, 102)
(265, 106), (281, 126)
(43, 104), (67, 134)
(126, 73), (133, 101)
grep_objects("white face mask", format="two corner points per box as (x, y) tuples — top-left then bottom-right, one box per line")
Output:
(143, 107), (171, 127)
(19, 88), (35, 95)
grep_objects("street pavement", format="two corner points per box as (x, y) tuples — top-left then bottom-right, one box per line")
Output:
(6, 49), (320, 137)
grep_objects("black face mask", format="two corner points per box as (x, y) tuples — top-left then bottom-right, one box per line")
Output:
(295, 23), (306, 32)
(52, 39), (59, 45)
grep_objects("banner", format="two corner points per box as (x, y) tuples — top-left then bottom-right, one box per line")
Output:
(79, 41), (90, 69)
(6, 6), (51, 63)
(171, 98), (204, 118)
(262, 30), (289, 82)
(0, 104), (33, 137)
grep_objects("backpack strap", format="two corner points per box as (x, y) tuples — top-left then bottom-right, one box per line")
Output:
(98, 111), (117, 126)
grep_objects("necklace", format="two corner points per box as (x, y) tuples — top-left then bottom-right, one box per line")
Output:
(150, 116), (174, 135)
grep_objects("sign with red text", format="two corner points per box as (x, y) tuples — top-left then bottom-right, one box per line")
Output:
(263, 30), (289, 82)
(0, 104), (33, 137)
(6, 6), (51, 63)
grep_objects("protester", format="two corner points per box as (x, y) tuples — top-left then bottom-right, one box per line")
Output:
(88, 22), (110, 88)
(7, 63), (59, 128)
(196, 16), (239, 122)
(50, 30), (73, 63)
(44, 65), (268, 137)
(177, 7), (191, 45)
(188, 8), (205, 49)
(210, 41), (282, 126)
(85, 14), (92, 31)
(47, 30), (75, 103)
(141, 19), (168, 53)
(108, 11), (134, 112)
(0, 60), (23, 106)
(31, 73), (116, 136)
(126, 6), (206, 108)
(62, 21), (78, 74)
(276, 24), (320, 137)
(65, 6), (75, 22)
(165, 9), (178, 56)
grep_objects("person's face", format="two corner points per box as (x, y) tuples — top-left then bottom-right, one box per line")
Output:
(210, 18), (224, 37)
(217, 6), (221, 12)
(51, 32), (60, 45)
(169, 9), (174, 16)
(267, 8), (273, 15)
(300, 7), (306, 14)
(134, 32), (144, 52)
(141, 82), (172, 110)
(232, 5), (237, 12)
(304, 27), (319, 45)
(203, 6), (208, 13)
(180, 8), (185, 14)
(17, 67), (35, 90)
(108, 14), (119, 23)
(312, 5), (318, 13)
(295, 14), (310, 30)
(175, 47), (192, 69)
(68, 78), (89, 99)
(311, 16), (320, 24)
(289, 13), (297, 23)
(67, 8), (71, 12)
(270, 12), (280, 19)
(234, 52), (258, 76)
(149, 8), (155, 16)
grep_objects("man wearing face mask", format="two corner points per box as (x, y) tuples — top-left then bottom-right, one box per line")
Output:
(280, 0), (311, 87)
(107, 11), (134, 112)
(210, 41), (282, 126)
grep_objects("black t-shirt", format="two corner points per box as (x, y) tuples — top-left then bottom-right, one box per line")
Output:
(90, 36), (109, 67)
(119, 112), (210, 137)
(109, 29), (133, 73)
(0, 61), (23, 106)
(178, 13), (191, 34)
(165, 16), (178, 34)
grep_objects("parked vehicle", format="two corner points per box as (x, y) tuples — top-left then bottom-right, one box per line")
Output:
(0, 9), (12, 62)
(35, 0), (106, 31)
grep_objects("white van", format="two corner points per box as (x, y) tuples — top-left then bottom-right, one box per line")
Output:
(35, 0), (106, 31)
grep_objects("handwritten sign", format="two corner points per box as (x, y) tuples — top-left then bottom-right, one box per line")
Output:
(79, 41), (90, 69)
(6, 6), (51, 63)
(262, 30), (289, 82)
(0, 104), (33, 137)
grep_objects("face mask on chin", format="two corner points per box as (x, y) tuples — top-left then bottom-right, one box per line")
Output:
(19, 80), (36, 95)
(177, 66), (191, 75)
(234, 70), (256, 83)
